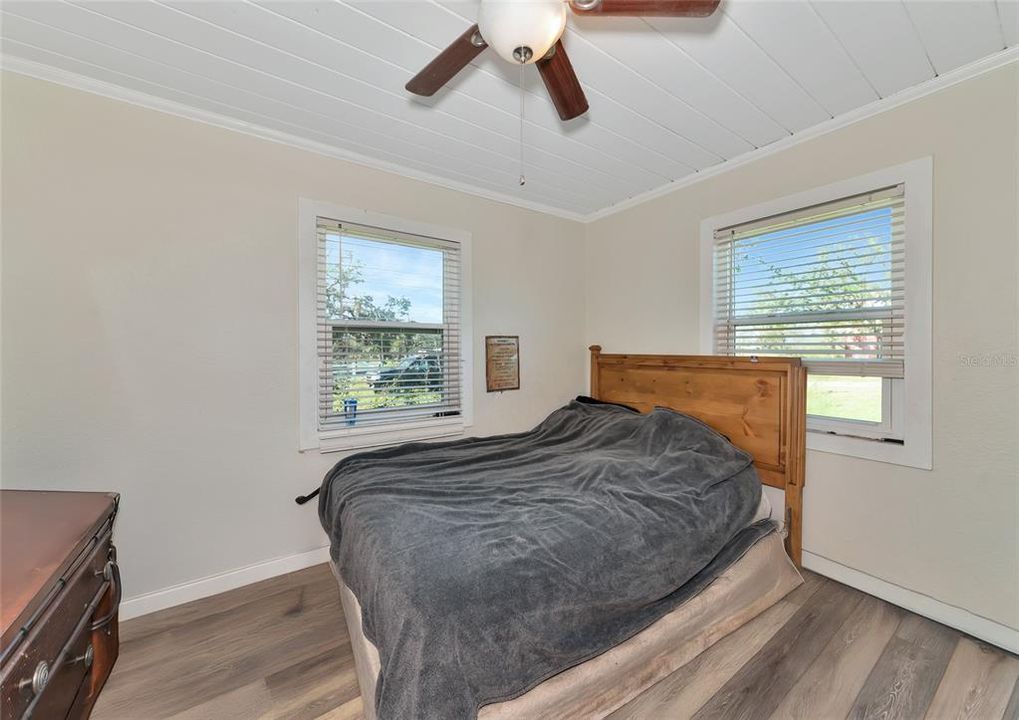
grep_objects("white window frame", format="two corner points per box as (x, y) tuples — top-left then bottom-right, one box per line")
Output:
(699, 158), (932, 469)
(298, 199), (473, 453)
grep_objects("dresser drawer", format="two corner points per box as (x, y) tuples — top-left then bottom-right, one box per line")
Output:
(0, 528), (115, 720)
(25, 618), (93, 720)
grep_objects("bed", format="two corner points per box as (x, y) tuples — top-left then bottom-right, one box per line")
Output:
(321, 347), (807, 720)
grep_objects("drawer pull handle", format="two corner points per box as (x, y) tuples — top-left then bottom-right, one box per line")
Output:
(73, 644), (95, 670)
(19, 660), (50, 697)
(91, 560), (122, 631)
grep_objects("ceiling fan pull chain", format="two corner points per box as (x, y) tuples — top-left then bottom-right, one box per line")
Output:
(518, 62), (526, 187)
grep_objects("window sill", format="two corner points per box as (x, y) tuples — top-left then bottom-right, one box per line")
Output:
(807, 429), (931, 470)
(309, 416), (466, 454)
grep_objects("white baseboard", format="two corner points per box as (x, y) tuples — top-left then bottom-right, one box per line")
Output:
(118, 544), (1019, 655)
(802, 551), (1019, 655)
(118, 545), (332, 621)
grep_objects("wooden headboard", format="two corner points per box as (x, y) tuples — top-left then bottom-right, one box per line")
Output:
(589, 346), (807, 566)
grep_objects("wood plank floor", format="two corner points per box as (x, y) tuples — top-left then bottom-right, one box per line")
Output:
(92, 565), (1019, 720)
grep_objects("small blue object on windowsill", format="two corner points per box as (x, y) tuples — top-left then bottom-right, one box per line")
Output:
(343, 398), (358, 426)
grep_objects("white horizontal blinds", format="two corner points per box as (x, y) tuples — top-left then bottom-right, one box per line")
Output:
(714, 185), (905, 378)
(317, 218), (462, 430)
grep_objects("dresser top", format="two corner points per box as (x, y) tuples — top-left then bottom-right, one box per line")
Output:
(1, 490), (118, 647)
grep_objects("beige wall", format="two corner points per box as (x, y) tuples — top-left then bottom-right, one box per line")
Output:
(0, 73), (587, 600)
(586, 65), (1019, 629)
(4, 64), (1017, 632)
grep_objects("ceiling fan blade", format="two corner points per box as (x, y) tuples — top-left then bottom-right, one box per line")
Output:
(405, 25), (487, 96)
(569, 0), (719, 16)
(537, 41), (589, 121)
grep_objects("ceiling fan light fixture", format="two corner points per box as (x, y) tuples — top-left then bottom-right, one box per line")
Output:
(477, 0), (568, 65)
(406, 0), (722, 122)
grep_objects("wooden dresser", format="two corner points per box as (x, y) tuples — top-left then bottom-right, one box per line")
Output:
(1, 490), (121, 720)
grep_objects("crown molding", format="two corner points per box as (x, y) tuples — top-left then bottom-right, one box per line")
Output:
(584, 46), (1019, 223)
(3, 47), (1016, 225)
(0, 54), (588, 224)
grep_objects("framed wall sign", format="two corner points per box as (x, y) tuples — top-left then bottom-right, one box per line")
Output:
(485, 336), (520, 392)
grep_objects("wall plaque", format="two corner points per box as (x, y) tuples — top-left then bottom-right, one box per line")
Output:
(485, 336), (520, 392)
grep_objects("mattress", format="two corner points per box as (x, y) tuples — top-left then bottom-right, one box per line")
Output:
(751, 490), (773, 525)
(332, 528), (800, 720)
(320, 400), (775, 720)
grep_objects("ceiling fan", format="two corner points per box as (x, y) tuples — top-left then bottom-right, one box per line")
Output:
(405, 0), (721, 121)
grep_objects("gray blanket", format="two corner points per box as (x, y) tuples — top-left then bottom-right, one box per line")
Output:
(318, 399), (775, 720)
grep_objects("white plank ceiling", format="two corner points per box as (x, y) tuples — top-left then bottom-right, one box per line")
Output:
(2, 0), (1016, 217)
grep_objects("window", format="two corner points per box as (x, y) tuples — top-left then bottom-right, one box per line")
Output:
(701, 159), (932, 468)
(300, 201), (472, 452)
(714, 186), (905, 438)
